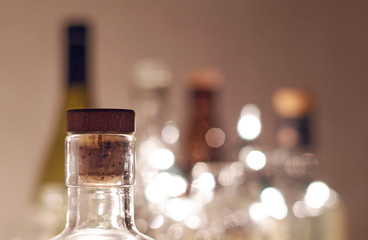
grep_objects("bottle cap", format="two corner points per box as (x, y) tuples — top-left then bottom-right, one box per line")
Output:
(271, 87), (313, 118)
(67, 24), (89, 85)
(188, 68), (224, 91)
(66, 109), (135, 133)
(68, 25), (86, 46)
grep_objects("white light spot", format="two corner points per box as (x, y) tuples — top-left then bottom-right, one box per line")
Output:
(139, 138), (160, 159)
(237, 115), (261, 141)
(98, 202), (104, 216)
(162, 122), (180, 144)
(246, 150), (266, 171)
(168, 175), (187, 197)
(305, 205), (324, 217)
(145, 172), (172, 203)
(145, 173), (187, 203)
(260, 187), (288, 220)
(166, 198), (192, 221)
(150, 214), (164, 229)
(196, 172), (216, 191)
(149, 148), (175, 169)
(184, 214), (201, 229)
(249, 202), (268, 223)
(205, 128), (225, 148)
(304, 181), (330, 209)
(240, 104), (261, 118)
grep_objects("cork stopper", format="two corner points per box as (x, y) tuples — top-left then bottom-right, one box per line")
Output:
(65, 109), (135, 185)
(75, 135), (133, 184)
(66, 109), (135, 133)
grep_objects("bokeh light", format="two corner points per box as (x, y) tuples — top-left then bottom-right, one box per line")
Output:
(246, 150), (267, 171)
(167, 175), (187, 197)
(205, 128), (226, 148)
(196, 172), (216, 191)
(237, 115), (261, 140)
(260, 187), (288, 220)
(249, 202), (268, 223)
(184, 214), (202, 230)
(144, 172), (187, 203)
(150, 214), (164, 229)
(162, 122), (180, 144)
(166, 198), (193, 221)
(149, 148), (175, 170)
(304, 181), (330, 209)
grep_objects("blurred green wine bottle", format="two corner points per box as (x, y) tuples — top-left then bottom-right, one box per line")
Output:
(7, 23), (92, 240)
(30, 24), (91, 239)
(37, 24), (91, 187)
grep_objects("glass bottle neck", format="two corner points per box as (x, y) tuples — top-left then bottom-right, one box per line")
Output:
(192, 90), (216, 119)
(65, 186), (136, 232)
(66, 82), (90, 109)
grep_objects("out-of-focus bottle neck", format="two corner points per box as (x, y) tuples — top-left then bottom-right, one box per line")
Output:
(65, 83), (90, 109)
(191, 90), (216, 119)
(276, 115), (311, 151)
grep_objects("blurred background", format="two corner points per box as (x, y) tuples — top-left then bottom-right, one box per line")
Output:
(0, 0), (367, 239)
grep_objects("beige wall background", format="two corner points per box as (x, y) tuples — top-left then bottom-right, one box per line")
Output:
(0, 1), (367, 239)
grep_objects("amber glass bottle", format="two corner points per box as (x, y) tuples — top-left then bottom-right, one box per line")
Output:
(182, 68), (225, 174)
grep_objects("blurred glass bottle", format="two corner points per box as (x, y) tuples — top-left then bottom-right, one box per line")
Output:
(265, 87), (317, 240)
(7, 24), (92, 240)
(38, 23), (91, 199)
(179, 68), (228, 240)
(268, 87), (347, 240)
(131, 59), (185, 238)
(217, 104), (268, 240)
(132, 59), (178, 178)
(181, 68), (226, 175)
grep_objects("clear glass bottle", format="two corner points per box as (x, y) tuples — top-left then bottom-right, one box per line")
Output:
(130, 59), (186, 239)
(266, 87), (316, 240)
(51, 109), (152, 240)
(216, 104), (265, 240)
(266, 87), (347, 240)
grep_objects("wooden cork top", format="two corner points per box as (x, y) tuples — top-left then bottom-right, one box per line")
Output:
(66, 109), (135, 134)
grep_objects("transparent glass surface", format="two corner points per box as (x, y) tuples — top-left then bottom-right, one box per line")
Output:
(50, 133), (152, 240)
